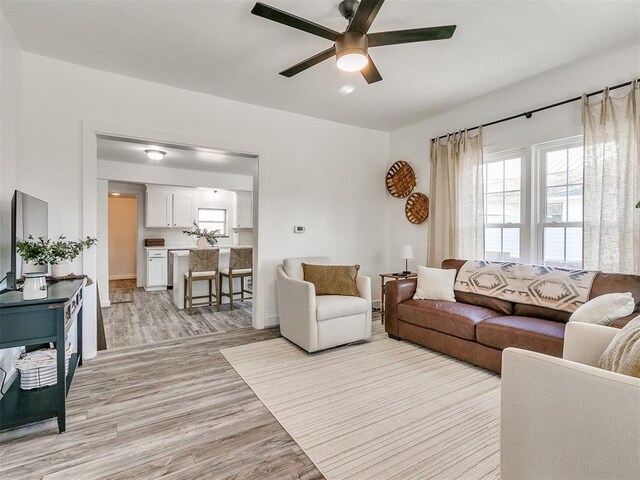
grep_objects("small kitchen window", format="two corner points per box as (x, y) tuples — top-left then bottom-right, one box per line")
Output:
(197, 208), (227, 236)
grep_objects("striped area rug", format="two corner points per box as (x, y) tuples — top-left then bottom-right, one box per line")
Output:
(221, 333), (501, 480)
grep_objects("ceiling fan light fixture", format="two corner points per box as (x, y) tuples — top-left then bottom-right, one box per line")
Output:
(336, 50), (368, 72)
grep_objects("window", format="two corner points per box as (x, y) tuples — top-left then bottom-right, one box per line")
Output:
(197, 208), (227, 236)
(538, 140), (584, 268)
(484, 150), (524, 262)
(484, 136), (584, 268)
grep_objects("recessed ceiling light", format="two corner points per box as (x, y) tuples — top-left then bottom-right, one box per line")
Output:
(111, 192), (121, 196)
(338, 84), (356, 95)
(145, 149), (166, 161)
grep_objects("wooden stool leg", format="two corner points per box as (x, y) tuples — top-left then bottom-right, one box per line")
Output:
(209, 279), (213, 305)
(184, 277), (188, 312)
(229, 273), (234, 310)
(241, 277), (245, 301)
(188, 277), (193, 315)
(216, 276), (221, 312)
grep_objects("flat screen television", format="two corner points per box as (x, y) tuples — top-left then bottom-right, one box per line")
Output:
(7, 190), (48, 290)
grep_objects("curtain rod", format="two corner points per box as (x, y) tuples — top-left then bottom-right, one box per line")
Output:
(434, 79), (637, 141)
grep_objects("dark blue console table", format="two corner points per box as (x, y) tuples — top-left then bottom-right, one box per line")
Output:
(0, 279), (84, 433)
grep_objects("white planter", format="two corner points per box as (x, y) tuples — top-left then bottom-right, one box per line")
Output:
(196, 237), (209, 249)
(51, 261), (71, 278)
(22, 261), (47, 275)
(23, 273), (48, 300)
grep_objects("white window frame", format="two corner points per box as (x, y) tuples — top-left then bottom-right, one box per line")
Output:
(533, 135), (584, 268)
(483, 147), (531, 263)
(197, 208), (228, 236)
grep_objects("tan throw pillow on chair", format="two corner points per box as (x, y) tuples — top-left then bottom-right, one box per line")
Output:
(302, 264), (360, 296)
(597, 315), (640, 378)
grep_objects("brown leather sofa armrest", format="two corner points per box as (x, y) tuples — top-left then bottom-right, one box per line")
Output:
(609, 312), (640, 329)
(384, 278), (417, 337)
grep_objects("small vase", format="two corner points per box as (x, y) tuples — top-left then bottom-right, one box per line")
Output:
(51, 261), (71, 278)
(23, 273), (48, 300)
(196, 237), (209, 249)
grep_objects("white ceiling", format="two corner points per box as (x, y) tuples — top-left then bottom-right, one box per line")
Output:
(3, 1), (639, 131)
(97, 136), (256, 176)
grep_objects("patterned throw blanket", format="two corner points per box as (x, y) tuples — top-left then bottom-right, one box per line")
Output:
(455, 260), (598, 313)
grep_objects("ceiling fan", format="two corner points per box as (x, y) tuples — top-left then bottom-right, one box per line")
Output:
(251, 0), (456, 84)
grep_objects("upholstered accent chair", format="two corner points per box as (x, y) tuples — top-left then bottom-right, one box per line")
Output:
(219, 247), (252, 309)
(276, 256), (372, 353)
(501, 322), (640, 480)
(184, 248), (220, 314)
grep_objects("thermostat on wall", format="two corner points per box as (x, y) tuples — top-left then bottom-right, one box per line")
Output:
(294, 226), (305, 233)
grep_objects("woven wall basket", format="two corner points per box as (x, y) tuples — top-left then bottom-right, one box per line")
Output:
(405, 192), (429, 224)
(386, 161), (416, 198)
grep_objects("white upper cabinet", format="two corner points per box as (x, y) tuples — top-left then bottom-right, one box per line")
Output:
(235, 192), (253, 228)
(172, 192), (196, 228)
(145, 186), (195, 228)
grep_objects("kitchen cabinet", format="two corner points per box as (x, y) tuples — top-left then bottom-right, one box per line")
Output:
(145, 249), (168, 290)
(235, 192), (253, 228)
(145, 186), (195, 228)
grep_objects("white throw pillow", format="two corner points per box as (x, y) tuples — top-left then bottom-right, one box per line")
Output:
(413, 266), (457, 302)
(569, 292), (636, 326)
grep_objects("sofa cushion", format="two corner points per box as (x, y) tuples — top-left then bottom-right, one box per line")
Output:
(283, 256), (330, 281)
(476, 316), (565, 357)
(316, 295), (367, 321)
(397, 299), (504, 341)
(513, 303), (571, 323)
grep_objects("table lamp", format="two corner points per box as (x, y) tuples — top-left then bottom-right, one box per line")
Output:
(401, 245), (414, 274)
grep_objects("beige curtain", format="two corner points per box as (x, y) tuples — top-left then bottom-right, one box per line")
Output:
(583, 80), (640, 274)
(428, 129), (484, 267)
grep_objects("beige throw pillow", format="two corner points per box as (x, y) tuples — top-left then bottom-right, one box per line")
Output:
(413, 266), (456, 302)
(569, 292), (635, 326)
(302, 264), (360, 297)
(597, 315), (640, 378)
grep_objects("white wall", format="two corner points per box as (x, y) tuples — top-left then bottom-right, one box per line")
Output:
(388, 41), (640, 269)
(18, 53), (390, 358)
(0, 8), (22, 396)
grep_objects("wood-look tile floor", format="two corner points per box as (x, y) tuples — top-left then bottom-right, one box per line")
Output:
(104, 288), (252, 350)
(0, 326), (327, 480)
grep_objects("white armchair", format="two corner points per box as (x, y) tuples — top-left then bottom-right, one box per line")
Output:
(501, 322), (640, 480)
(276, 256), (372, 352)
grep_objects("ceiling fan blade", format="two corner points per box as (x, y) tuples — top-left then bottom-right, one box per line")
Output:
(361, 57), (382, 84)
(348, 0), (385, 34)
(368, 25), (456, 47)
(251, 3), (340, 41)
(279, 47), (335, 77)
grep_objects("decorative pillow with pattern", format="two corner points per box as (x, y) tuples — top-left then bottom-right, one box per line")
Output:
(569, 292), (635, 326)
(597, 315), (640, 378)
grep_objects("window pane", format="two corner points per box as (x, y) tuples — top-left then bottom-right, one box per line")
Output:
(485, 228), (502, 261)
(546, 186), (567, 222)
(486, 161), (504, 193)
(567, 184), (583, 222)
(504, 158), (521, 191)
(566, 227), (583, 268)
(486, 193), (504, 223)
(198, 209), (225, 222)
(504, 191), (521, 223)
(543, 227), (565, 266)
(199, 221), (225, 233)
(568, 147), (583, 184)
(546, 149), (567, 187)
(502, 228), (520, 261)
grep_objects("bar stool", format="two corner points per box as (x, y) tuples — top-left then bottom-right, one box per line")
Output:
(219, 247), (253, 309)
(184, 248), (220, 314)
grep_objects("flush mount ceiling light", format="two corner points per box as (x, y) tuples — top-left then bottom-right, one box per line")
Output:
(335, 32), (369, 72)
(110, 192), (121, 196)
(145, 149), (166, 161)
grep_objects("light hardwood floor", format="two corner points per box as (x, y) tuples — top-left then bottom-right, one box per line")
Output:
(0, 326), (327, 480)
(104, 288), (252, 349)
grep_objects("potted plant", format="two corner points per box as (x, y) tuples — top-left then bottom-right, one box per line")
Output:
(183, 222), (221, 248)
(15, 235), (51, 274)
(48, 235), (98, 277)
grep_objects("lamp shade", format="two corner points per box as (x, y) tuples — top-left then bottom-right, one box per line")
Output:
(401, 245), (414, 260)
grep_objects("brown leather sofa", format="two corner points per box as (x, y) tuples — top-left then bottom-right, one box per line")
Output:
(384, 259), (640, 373)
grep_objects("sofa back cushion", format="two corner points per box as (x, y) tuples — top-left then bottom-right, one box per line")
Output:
(283, 256), (331, 281)
(442, 259), (514, 315)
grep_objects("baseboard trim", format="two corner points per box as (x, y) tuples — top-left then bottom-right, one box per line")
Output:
(100, 299), (111, 308)
(109, 275), (136, 280)
(264, 315), (280, 328)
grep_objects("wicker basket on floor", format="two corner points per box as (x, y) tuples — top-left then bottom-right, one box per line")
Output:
(15, 344), (72, 390)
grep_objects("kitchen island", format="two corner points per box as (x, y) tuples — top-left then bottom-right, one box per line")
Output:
(170, 245), (252, 309)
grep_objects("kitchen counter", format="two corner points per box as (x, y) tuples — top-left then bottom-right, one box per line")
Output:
(145, 244), (252, 251)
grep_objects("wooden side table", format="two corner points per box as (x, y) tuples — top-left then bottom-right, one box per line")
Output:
(379, 272), (417, 324)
